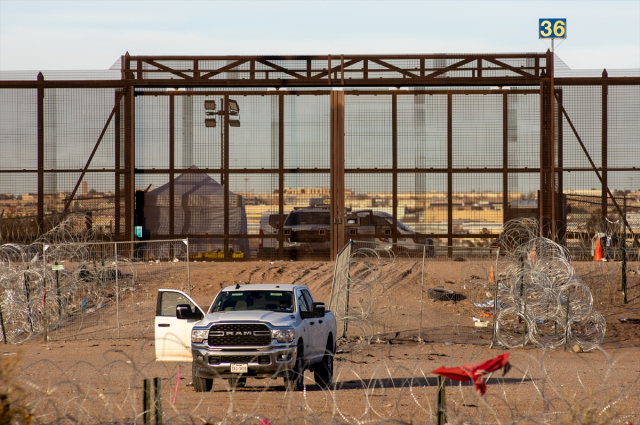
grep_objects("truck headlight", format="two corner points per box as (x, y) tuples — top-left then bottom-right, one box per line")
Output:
(191, 329), (208, 343)
(271, 328), (295, 343)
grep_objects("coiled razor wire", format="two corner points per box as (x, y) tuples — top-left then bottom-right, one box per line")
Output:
(0, 213), (144, 343)
(494, 218), (606, 351)
(330, 242), (426, 343)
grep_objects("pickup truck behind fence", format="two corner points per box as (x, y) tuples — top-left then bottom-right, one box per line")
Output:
(154, 284), (336, 392)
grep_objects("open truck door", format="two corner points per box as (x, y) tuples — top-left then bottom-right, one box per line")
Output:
(155, 289), (204, 361)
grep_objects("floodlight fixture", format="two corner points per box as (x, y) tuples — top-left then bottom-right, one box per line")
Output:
(228, 99), (240, 114)
(205, 118), (217, 128)
(204, 100), (217, 110)
(229, 119), (241, 128)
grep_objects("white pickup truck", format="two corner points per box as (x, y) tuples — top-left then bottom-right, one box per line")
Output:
(154, 284), (336, 392)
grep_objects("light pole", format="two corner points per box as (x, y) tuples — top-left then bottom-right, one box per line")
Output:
(204, 98), (241, 186)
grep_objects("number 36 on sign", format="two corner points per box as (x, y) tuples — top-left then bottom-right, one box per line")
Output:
(539, 19), (566, 39)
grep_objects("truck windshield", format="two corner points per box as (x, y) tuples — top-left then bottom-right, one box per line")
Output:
(210, 291), (295, 313)
(285, 211), (331, 225)
(396, 219), (412, 232)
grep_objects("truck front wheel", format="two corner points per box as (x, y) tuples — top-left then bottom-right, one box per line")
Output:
(192, 362), (213, 392)
(314, 337), (334, 389)
(285, 344), (304, 391)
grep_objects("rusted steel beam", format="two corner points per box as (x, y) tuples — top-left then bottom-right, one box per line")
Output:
(0, 76), (576, 89)
(329, 91), (345, 259)
(330, 92), (336, 259)
(503, 92), (508, 224)
(392, 94), (398, 243)
(484, 58), (535, 78)
(37, 73), (44, 231)
(143, 59), (193, 80)
(601, 69), (608, 221)
(126, 53), (548, 61)
(447, 92), (453, 256)
(278, 94), (284, 260)
(337, 92), (345, 254)
(423, 58), (474, 80)
(63, 91), (125, 213)
(115, 90), (121, 235)
(146, 232), (498, 240)
(370, 58), (419, 79)
(306, 58), (363, 84)
(550, 50), (556, 239)
(135, 89), (541, 96)
(257, 59), (304, 80)
(223, 94), (230, 257)
(5, 165), (636, 174)
(200, 59), (249, 80)
(556, 88), (565, 243)
(169, 94), (175, 239)
(125, 85), (135, 241)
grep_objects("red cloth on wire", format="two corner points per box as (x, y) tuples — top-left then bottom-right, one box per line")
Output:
(432, 353), (510, 395)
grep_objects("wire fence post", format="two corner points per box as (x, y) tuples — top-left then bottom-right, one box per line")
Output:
(23, 267), (32, 333)
(518, 254), (525, 349)
(0, 295), (6, 343)
(492, 248), (499, 344)
(43, 244), (49, 342)
(564, 285), (571, 351)
(143, 378), (151, 425)
(436, 375), (447, 425)
(621, 236), (627, 304)
(55, 261), (61, 319)
(184, 239), (190, 296)
(418, 245), (425, 342)
(344, 273), (350, 339)
(154, 376), (163, 425)
(115, 242), (119, 338)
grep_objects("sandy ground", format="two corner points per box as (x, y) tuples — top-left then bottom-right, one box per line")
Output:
(3, 259), (640, 423)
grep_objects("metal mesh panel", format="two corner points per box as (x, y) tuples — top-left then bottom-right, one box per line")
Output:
(0, 57), (639, 258)
(0, 89), (38, 170)
(452, 94), (503, 169)
(332, 240), (499, 344)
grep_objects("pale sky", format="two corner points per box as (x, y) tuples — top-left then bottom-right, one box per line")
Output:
(1, 0), (639, 71)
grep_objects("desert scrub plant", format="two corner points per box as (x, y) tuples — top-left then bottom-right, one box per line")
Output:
(0, 354), (31, 425)
(557, 388), (635, 425)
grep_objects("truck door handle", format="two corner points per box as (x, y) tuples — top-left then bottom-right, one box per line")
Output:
(319, 320), (323, 324)
(310, 321), (315, 325)
(158, 324), (170, 327)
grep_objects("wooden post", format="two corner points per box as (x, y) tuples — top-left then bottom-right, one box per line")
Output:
(436, 375), (447, 425)
(143, 379), (151, 425)
(154, 377), (163, 425)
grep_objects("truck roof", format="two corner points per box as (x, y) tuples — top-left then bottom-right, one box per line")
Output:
(220, 284), (301, 292)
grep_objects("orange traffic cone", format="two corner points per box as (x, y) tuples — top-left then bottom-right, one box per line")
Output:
(488, 266), (495, 283)
(594, 236), (603, 261)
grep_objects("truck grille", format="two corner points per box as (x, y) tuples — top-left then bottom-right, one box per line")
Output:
(208, 323), (272, 346)
(209, 355), (270, 365)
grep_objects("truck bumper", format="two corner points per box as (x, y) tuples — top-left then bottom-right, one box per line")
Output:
(192, 345), (297, 379)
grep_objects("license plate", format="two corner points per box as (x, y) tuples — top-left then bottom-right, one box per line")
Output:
(231, 364), (248, 373)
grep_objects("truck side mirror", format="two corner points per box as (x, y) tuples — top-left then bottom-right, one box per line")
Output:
(268, 215), (280, 229)
(176, 304), (202, 320)
(311, 302), (325, 318)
